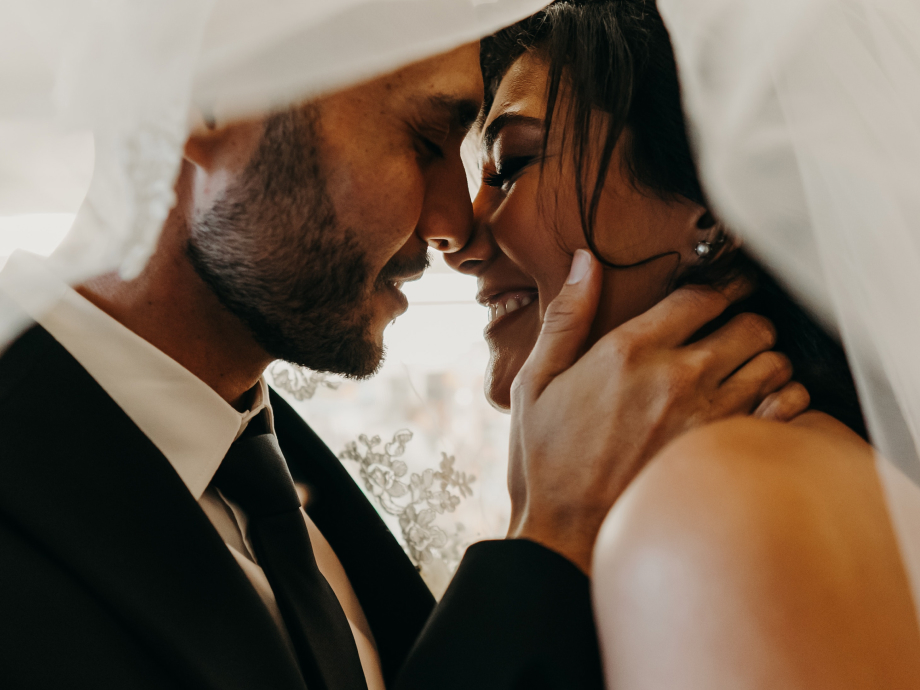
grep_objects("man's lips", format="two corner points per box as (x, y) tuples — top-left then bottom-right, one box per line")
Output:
(379, 269), (426, 291)
(396, 270), (426, 285)
(377, 269), (425, 320)
(376, 249), (431, 290)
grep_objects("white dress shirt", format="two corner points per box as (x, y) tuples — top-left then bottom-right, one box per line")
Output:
(0, 251), (385, 690)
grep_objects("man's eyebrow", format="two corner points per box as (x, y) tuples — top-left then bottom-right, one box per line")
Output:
(425, 94), (483, 132)
(482, 113), (544, 152)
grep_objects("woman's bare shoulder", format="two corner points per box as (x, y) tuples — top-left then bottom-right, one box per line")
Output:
(592, 413), (920, 688)
(604, 412), (878, 539)
(592, 412), (892, 604)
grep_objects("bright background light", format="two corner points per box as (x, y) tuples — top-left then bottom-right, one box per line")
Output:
(273, 253), (512, 594)
(1, 216), (511, 592)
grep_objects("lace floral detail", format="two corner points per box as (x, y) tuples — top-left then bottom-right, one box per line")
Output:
(53, 0), (217, 281)
(116, 115), (186, 278)
(340, 430), (475, 569)
(269, 362), (340, 400)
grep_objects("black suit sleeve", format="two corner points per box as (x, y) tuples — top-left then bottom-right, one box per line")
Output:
(395, 539), (605, 690)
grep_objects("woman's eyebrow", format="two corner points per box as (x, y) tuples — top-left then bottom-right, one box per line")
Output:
(482, 113), (544, 152)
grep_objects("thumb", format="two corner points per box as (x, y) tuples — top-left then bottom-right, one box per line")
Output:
(514, 249), (602, 399)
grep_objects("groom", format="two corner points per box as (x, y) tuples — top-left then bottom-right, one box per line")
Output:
(0, 44), (799, 689)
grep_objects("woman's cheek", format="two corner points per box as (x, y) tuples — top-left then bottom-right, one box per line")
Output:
(506, 176), (588, 281)
(482, 174), (581, 410)
(485, 308), (542, 411)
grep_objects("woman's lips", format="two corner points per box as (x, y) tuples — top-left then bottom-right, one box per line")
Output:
(482, 289), (538, 328)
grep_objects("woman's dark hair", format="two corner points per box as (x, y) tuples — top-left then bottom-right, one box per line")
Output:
(481, 0), (867, 437)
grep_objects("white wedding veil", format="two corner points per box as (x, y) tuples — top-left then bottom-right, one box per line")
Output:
(656, 0), (920, 625)
(0, 0), (548, 349)
(7, 0), (920, 635)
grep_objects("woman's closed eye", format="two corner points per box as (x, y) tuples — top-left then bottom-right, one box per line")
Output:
(483, 155), (536, 192)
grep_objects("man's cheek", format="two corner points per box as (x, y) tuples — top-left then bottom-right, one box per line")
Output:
(361, 165), (428, 262)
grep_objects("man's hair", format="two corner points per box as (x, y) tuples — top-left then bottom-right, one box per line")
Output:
(482, 0), (867, 436)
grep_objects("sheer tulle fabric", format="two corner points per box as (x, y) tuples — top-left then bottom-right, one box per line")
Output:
(653, 0), (920, 627)
(0, 0), (548, 349)
(7, 0), (920, 643)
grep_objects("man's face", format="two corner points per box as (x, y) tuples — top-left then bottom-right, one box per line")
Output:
(185, 43), (482, 377)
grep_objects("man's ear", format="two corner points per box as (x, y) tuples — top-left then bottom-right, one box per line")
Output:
(184, 126), (223, 171)
(183, 114), (263, 173)
(182, 105), (216, 169)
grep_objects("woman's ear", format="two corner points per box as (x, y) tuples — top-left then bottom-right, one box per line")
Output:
(692, 208), (741, 263)
(696, 209), (717, 230)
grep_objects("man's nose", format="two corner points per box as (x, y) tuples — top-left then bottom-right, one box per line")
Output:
(416, 156), (474, 253)
(443, 187), (499, 276)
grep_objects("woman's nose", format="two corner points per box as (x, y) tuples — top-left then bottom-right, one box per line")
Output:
(443, 187), (499, 275)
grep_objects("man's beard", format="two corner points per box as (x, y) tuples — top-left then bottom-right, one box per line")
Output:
(185, 106), (427, 378)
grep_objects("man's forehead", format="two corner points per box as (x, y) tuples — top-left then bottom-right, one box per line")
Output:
(416, 93), (482, 131)
(396, 41), (482, 81)
(383, 43), (483, 106)
(323, 42), (483, 133)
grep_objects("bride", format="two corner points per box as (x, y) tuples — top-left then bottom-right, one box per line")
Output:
(450, 0), (920, 685)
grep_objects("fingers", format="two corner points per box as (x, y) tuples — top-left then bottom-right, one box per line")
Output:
(753, 381), (811, 421)
(690, 312), (777, 384)
(711, 350), (794, 417)
(513, 250), (602, 399)
(621, 277), (754, 349)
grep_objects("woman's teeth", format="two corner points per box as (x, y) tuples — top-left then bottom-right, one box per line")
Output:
(488, 294), (534, 324)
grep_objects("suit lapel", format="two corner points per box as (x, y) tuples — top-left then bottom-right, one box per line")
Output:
(0, 326), (306, 690)
(271, 390), (436, 685)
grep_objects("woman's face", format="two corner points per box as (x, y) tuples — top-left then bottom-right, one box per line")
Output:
(446, 52), (712, 410)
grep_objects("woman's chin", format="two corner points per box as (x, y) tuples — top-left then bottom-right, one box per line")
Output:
(486, 383), (511, 412)
(484, 356), (523, 413)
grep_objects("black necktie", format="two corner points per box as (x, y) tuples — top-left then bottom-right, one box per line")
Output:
(214, 411), (368, 690)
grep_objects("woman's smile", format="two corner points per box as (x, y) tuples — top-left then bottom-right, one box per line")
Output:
(478, 287), (538, 330)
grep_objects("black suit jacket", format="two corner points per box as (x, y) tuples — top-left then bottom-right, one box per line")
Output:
(0, 325), (603, 689)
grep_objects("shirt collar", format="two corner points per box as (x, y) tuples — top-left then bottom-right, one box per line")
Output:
(0, 250), (273, 500)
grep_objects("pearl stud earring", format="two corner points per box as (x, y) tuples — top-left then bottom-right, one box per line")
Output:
(694, 241), (713, 258)
(695, 228), (727, 260)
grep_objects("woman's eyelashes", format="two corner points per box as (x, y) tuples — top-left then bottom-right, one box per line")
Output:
(483, 155), (536, 192)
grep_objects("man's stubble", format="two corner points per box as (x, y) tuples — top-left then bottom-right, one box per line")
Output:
(186, 106), (400, 378)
